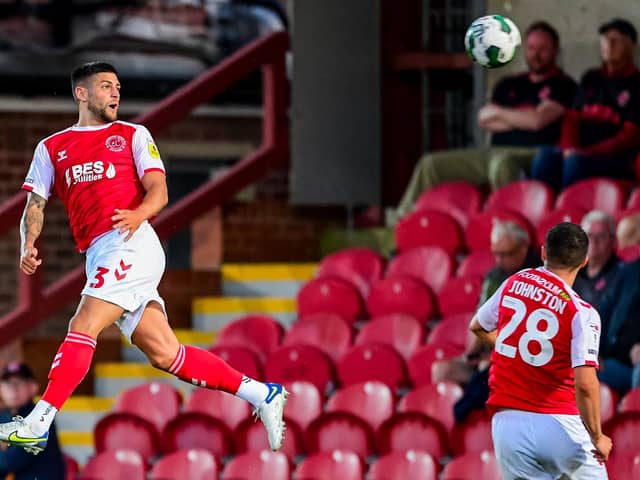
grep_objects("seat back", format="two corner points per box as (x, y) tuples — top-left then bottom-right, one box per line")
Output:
(282, 380), (323, 431)
(316, 247), (385, 298)
(457, 250), (496, 278)
(215, 314), (284, 360)
(407, 343), (465, 386)
(606, 453), (640, 480)
(113, 382), (182, 434)
(355, 313), (424, 359)
(80, 449), (146, 480)
(366, 277), (435, 322)
(395, 210), (464, 256)
(485, 180), (554, 226)
(377, 412), (449, 461)
(222, 450), (290, 480)
(437, 276), (482, 317)
(426, 312), (474, 351)
(282, 313), (352, 361)
(295, 450), (364, 480)
(305, 412), (375, 460)
(297, 277), (364, 324)
(386, 245), (454, 294)
(619, 387), (640, 413)
(536, 208), (586, 247)
(326, 381), (394, 431)
(600, 383), (619, 424)
(414, 181), (483, 228)
(465, 210), (536, 252)
(441, 450), (501, 480)
(369, 450), (437, 480)
(161, 412), (234, 460)
(555, 177), (626, 215)
(93, 413), (160, 463)
(149, 449), (218, 480)
(604, 411), (640, 456)
(398, 381), (464, 433)
(264, 344), (336, 395)
(337, 343), (408, 391)
(208, 345), (263, 381)
(450, 410), (494, 456)
(235, 415), (304, 460)
(185, 388), (251, 431)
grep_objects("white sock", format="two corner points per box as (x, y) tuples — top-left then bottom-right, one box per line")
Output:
(25, 400), (57, 436)
(234, 376), (269, 407)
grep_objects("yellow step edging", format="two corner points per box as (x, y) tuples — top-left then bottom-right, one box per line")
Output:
(94, 363), (173, 379)
(121, 329), (215, 346)
(193, 297), (296, 314)
(63, 396), (113, 412)
(58, 431), (94, 446)
(222, 263), (317, 282)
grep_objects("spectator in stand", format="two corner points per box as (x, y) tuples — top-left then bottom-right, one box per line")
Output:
(392, 21), (577, 223)
(430, 221), (539, 422)
(531, 19), (640, 190)
(572, 211), (622, 310)
(617, 213), (640, 251)
(0, 362), (65, 480)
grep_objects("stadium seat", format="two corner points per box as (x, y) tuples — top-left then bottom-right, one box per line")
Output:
(305, 412), (376, 460)
(65, 454), (79, 480)
(161, 412), (234, 460)
(215, 314), (284, 361)
(395, 210), (465, 256)
(377, 412), (449, 460)
(441, 450), (501, 480)
(398, 381), (464, 433)
(235, 415), (304, 459)
(295, 450), (364, 480)
(149, 449), (218, 480)
(450, 409), (494, 456)
(369, 450), (437, 480)
(282, 381), (323, 431)
(185, 388), (251, 431)
(627, 187), (640, 209)
(297, 277), (364, 325)
(80, 449), (146, 480)
(426, 312), (474, 351)
(386, 245), (454, 294)
(485, 180), (555, 226)
(366, 276), (436, 323)
(555, 177), (626, 216)
(221, 450), (290, 480)
(113, 382), (182, 434)
(457, 250), (496, 278)
(408, 343), (465, 386)
(619, 386), (640, 413)
(264, 344), (336, 395)
(93, 413), (160, 464)
(282, 313), (352, 361)
(600, 383), (619, 424)
(326, 381), (395, 431)
(617, 244), (640, 263)
(465, 210), (536, 252)
(316, 247), (386, 298)
(604, 411), (640, 455)
(437, 276), (483, 317)
(536, 207), (586, 247)
(413, 182), (484, 229)
(354, 313), (424, 359)
(606, 453), (640, 479)
(337, 343), (408, 391)
(208, 345), (263, 381)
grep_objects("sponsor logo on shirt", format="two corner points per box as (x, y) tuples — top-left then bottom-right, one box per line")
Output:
(148, 142), (160, 159)
(105, 135), (127, 152)
(65, 161), (116, 186)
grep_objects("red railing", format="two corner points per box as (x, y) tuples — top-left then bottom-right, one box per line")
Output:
(0, 31), (289, 345)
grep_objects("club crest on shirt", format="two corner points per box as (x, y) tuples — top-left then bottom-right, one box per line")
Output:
(105, 135), (127, 152)
(538, 86), (551, 100)
(618, 90), (630, 107)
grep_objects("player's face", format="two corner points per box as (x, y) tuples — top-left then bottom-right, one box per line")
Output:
(491, 235), (528, 274)
(85, 72), (121, 123)
(524, 30), (557, 74)
(585, 220), (615, 263)
(600, 30), (635, 65)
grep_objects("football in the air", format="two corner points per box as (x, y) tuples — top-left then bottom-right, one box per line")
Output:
(464, 15), (521, 68)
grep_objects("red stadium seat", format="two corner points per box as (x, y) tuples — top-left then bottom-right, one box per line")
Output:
(295, 450), (364, 480)
(113, 382), (182, 434)
(222, 450), (290, 480)
(355, 313), (424, 359)
(282, 313), (352, 361)
(337, 343), (408, 391)
(465, 210), (536, 252)
(65, 454), (79, 480)
(149, 449), (218, 480)
(327, 381), (395, 431)
(450, 409), (494, 456)
(264, 345), (336, 395)
(185, 388), (251, 432)
(617, 244), (640, 263)
(80, 450), (146, 480)
(377, 412), (449, 460)
(441, 450), (501, 480)
(215, 314), (284, 361)
(536, 208), (586, 247)
(161, 412), (234, 460)
(305, 412), (376, 459)
(366, 277), (436, 322)
(369, 450), (437, 480)
(627, 187), (640, 209)
(485, 180), (555, 226)
(606, 453), (640, 480)
(208, 345), (263, 381)
(457, 250), (496, 278)
(604, 412), (640, 456)
(619, 386), (640, 413)
(386, 245), (454, 294)
(437, 276), (483, 317)
(398, 381), (464, 433)
(600, 383), (619, 424)
(297, 277), (364, 325)
(426, 312), (474, 351)
(316, 247), (386, 298)
(555, 178), (626, 216)
(414, 181), (484, 229)
(408, 343), (465, 386)
(93, 413), (160, 464)
(282, 381), (323, 431)
(395, 210), (465, 256)
(235, 415), (304, 459)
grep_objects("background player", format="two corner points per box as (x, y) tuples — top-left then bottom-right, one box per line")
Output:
(0, 61), (287, 454)
(470, 222), (612, 479)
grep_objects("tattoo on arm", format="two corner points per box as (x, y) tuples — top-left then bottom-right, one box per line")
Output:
(20, 193), (46, 247)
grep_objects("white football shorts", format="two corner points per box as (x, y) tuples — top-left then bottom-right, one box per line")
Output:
(81, 220), (167, 343)
(492, 410), (608, 480)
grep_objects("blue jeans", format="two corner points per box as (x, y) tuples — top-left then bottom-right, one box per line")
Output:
(598, 358), (632, 395)
(531, 145), (634, 191)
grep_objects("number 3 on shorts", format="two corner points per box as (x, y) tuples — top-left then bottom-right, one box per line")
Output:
(495, 295), (559, 367)
(89, 266), (110, 288)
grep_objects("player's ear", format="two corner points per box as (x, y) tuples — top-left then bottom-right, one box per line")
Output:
(74, 85), (87, 102)
(580, 255), (589, 269)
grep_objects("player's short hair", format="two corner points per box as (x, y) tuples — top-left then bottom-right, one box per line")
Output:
(526, 21), (560, 48)
(544, 222), (588, 270)
(71, 62), (118, 99)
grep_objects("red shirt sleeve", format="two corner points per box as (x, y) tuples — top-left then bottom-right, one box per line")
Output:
(559, 109), (582, 149)
(581, 121), (640, 156)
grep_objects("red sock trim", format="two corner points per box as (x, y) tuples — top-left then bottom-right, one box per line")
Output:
(170, 345), (243, 394)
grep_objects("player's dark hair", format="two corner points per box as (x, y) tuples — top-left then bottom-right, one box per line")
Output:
(526, 21), (560, 47)
(544, 222), (588, 270)
(71, 62), (118, 99)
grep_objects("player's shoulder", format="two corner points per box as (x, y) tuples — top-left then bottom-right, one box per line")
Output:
(39, 126), (76, 146)
(114, 120), (151, 135)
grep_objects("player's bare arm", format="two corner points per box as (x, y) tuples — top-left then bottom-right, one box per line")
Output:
(19, 192), (46, 275)
(574, 365), (613, 463)
(111, 171), (168, 241)
(469, 316), (498, 347)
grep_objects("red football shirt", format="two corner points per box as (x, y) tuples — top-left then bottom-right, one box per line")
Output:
(22, 121), (165, 251)
(477, 267), (601, 415)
